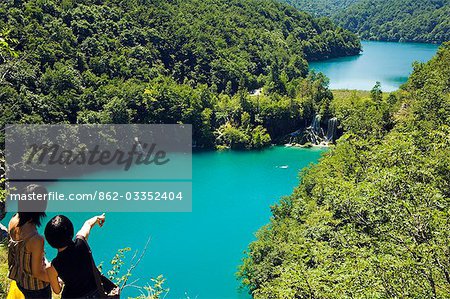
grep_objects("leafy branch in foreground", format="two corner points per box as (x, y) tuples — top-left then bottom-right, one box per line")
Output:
(101, 237), (170, 299)
(136, 275), (170, 299)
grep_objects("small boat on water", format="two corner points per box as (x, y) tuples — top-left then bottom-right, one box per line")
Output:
(279, 165), (289, 169)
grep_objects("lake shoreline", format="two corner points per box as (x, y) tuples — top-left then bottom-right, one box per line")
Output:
(309, 41), (439, 91)
(4, 147), (326, 299)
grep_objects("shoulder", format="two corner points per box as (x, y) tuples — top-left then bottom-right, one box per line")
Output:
(74, 235), (89, 250)
(8, 214), (19, 233)
(73, 236), (93, 258)
(27, 234), (45, 251)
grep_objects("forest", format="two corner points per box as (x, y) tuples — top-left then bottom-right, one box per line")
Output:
(238, 42), (450, 298)
(0, 0), (360, 149)
(282, 0), (450, 43)
(333, 0), (450, 43)
(280, 0), (358, 17)
(2, 0), (449, 297)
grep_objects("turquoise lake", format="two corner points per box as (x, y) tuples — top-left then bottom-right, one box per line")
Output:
(12, 147), (325, 299)
(309, 41), (439, 91)
(3, 41), (440, 299)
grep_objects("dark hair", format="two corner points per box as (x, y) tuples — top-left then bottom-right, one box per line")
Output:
(44, 215), (74, 248)
(17, 184), (48, 227)
(17, 212), (47, 227)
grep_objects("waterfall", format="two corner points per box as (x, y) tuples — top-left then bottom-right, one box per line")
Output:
(326, 117), (337, 143)
(294, 114), (337, 145)
(306, 114), (322, 144)
(311, 114), (321, 135)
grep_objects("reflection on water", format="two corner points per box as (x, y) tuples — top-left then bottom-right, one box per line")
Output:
(309, 41), (439, 91)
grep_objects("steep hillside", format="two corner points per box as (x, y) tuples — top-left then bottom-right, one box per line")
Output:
(334, 0), (450, 43)
(281, 0), (359, 16)
(239, 43), (450, 297)
(0, 0), (360, 148)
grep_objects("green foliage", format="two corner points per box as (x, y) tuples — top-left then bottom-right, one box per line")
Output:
(103, 247), (169, 299)
(0, 28), (18, 62)
(107, 247), (132, 288)
(251, 126), (272, 149)
(210, 72), (337, 149)
(0, 241), (8, 298)
(239, 43), (450, 298)
(333, 0), (450, 43)
(281, 0), (359, 16)
(216, 122), (251, 150)
(281, 0), (450, 43)
(0, 0), (360, 149)
(137, 275), (170, 299)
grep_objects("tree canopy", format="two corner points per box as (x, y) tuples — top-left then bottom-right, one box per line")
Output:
(280, 0), (359, 17)
(333, 0), (450, 43)
(0, 0), (360, 149)
(239, 42), (450, 298)
(280, 0), (450, 43)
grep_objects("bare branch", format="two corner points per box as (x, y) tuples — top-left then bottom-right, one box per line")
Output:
(120, 236), (151, 290)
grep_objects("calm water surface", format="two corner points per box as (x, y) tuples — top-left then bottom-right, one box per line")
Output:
(9, 147), (325, 299)
(6, 41), (437, 299)
(309, 41), (439, 91)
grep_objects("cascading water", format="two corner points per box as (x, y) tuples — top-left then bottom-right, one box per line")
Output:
(311, 114), (321, 135)
(307, 114), (322, 144)
(285, 115), (338, 146)
(325, 117), (337, 143)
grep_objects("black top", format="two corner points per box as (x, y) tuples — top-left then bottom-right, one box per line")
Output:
(52, 237), (98, 298)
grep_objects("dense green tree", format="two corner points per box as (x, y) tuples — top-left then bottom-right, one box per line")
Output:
(280, 0), (450, 43)
(239, 43), (450, 298)
(0, 0), (360, 149)
(333, 0), (450, 43)
(280, 0), (359, 16)
(370, 81), (382, 105)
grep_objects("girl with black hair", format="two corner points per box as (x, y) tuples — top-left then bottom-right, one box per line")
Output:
(8, 184), (51, 298)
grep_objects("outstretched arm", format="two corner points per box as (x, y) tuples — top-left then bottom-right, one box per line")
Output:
(76, 214), (105, 240)
(46, 265), (62, 294)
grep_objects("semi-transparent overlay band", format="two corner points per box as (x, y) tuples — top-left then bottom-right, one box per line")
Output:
(5, 124), (192, 212)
